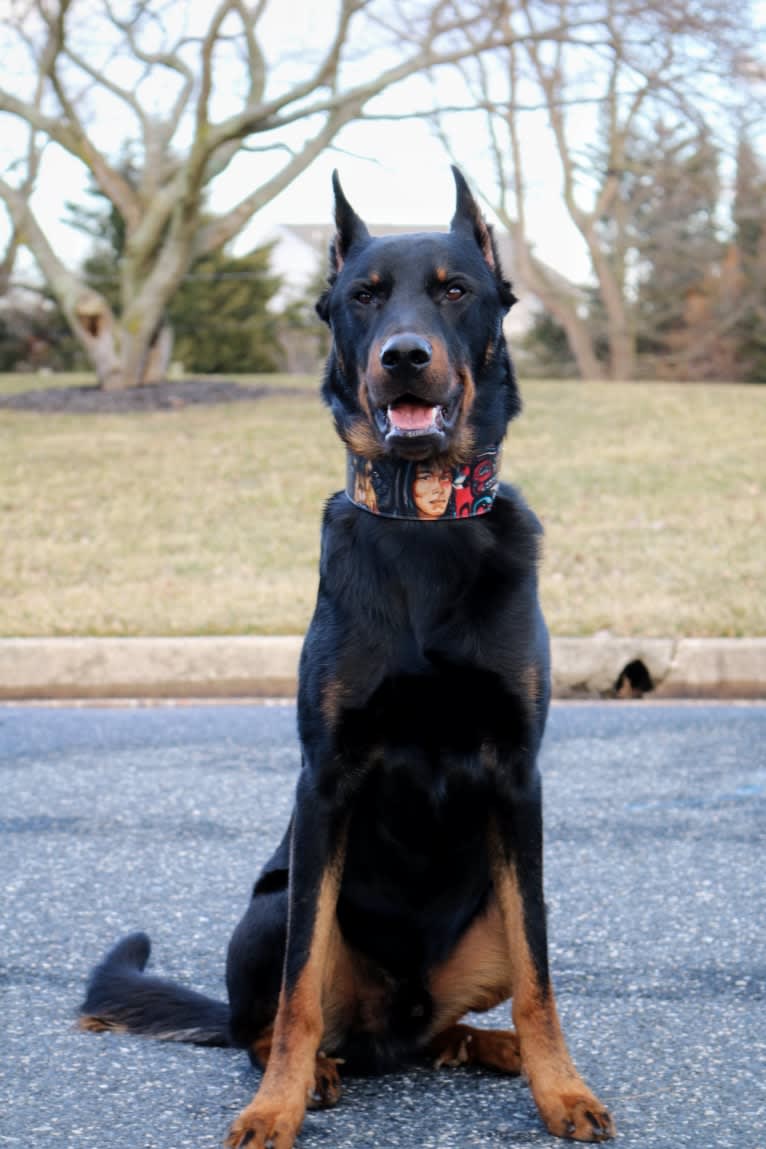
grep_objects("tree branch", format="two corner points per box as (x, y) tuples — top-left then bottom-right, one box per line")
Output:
(0, 174), (92, 310)
(2, 3), (143, 232)
(61, 44), (148, 131)
(195, 100), (365, 255)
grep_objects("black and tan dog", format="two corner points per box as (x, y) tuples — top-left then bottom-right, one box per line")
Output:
(79, 169), (615, 1147)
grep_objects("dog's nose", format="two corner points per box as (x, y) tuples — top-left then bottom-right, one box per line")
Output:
(380, 333), (432, 373)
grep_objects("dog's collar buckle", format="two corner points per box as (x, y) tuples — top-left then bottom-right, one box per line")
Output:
(345, 446), (502, 520)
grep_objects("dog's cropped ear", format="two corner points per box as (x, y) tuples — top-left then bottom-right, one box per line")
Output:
(331, 170), (370, 271)
(451, 166), (499, 270)
(451, 166), (516, 311)
(316, 171), (371, 323)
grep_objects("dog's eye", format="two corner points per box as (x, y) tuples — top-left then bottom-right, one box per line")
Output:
(445, 284), (465, 302)
(355, 289), (374, 305)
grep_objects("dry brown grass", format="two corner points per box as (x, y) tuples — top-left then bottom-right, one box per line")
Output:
(1, 374), (763, 636)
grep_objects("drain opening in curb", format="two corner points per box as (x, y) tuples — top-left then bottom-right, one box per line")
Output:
(615, 659), (654, 698)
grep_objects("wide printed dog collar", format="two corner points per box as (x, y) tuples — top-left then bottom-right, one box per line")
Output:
(345, 445), (502, 520)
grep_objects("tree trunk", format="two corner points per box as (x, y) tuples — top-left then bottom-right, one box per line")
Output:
(521, 285), (606, 380)
(72, 293), (123, 389)
(585, 231), (636, 381)
(556, 309), (606, 381)
(608, 324), (635, 381)
(114, 322), (173, 389)
(509, 228), (606, 381)
(72, 291), (173, 388)
(143, 324), (173, 384)
(598, 275), (635, 380)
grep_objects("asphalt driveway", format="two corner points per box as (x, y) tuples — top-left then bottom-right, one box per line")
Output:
(1, 701), (764, 1148)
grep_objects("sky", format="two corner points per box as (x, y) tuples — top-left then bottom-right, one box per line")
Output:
(220, 117), (591, 283)
(1, 0), (763, 291)
(0, 0), (603, 291)
(9, 106), (591, 285)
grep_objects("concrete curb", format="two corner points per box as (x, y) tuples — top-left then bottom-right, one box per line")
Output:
(0, 636), (303, 701)
(0, 635), (765, 701)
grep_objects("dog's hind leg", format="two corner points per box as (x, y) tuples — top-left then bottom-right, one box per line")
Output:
(226, 879), (288, 1052)
(430, 1024), (522, 1074)
(427, 897), (520, 1075)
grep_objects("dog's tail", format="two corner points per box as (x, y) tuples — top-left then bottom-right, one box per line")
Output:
(78, 932), (231, 1047)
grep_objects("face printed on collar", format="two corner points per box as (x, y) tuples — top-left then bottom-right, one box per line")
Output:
(346, 446), (501, 521)
(411, 462), (453, 520)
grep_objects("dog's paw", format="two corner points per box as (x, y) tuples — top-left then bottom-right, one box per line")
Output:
(430, 1024), (522, 1075)
(225, 1100), (303, 1149)
(432, 1025), (474, 1068)
(538, 1089), (616, 1142)
(307, 1052), (343, 1109)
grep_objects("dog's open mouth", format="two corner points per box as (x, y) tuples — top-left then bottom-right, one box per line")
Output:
(374, 393), (460, 441)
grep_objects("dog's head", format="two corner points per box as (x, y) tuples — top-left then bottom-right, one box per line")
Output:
(317, 168), (520, 464)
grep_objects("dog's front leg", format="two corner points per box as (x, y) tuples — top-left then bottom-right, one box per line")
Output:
(226, 768), (345, 1149)
(491, 762), (615, 1143)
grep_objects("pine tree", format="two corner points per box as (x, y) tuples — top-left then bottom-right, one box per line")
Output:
(731, 135), (766, 382)
(169, 247), (282, 375)
(64, 180), (283, 375)
(627, 122), (723, 375)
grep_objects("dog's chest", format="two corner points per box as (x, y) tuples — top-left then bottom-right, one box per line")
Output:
(336, 662), (499, 909)
(337, 717), (494, 968)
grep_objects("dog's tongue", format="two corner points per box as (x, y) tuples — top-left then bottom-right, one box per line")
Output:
(388, 401), (437, 432)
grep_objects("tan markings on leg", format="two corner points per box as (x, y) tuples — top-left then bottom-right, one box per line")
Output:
(491, 849), (615, 1142)
(428, 897), (511, 1035)
(430, 1023), (521, 1075)
(250, 1025), (274, 1069)
(226, 864), (344, 1149)
(522, 664), (540, 707)
(321, 677), (344, 727)
(520, 664), (544, 730)
(306, 1051), (343, 1109)
(251, 1028), (342, 1112)
(319, 910), (359, 1047)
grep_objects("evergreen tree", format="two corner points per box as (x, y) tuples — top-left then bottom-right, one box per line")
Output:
(627, 122), (723, 371)
(519, 311), (579, 377)
(169, 247), (282, 375)
(64, 182), (283, 375)
(731, 135), (766, 382)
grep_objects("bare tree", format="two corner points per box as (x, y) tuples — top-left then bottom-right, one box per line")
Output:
(0, 32), (47, 298)
(433, 0), (758, 380)
(0, 0), (575, 388)
(0, 218), (20, 299)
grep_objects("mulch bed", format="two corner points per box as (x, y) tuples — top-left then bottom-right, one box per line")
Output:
(0, 379), (313, 414)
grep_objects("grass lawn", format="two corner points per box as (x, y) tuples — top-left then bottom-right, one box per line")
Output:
(1, 373), (764, 637)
